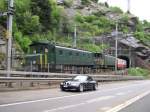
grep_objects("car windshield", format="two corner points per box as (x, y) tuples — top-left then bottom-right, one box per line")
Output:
(73, 76), (87, 82)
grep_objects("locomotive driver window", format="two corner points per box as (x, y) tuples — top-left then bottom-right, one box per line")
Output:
(33, 50), (36, 54)
(45, 48), (48, 53)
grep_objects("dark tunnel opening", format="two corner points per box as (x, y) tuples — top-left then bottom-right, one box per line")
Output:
(118, 56), (130, 68)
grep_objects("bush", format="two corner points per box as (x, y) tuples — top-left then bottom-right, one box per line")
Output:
(14, 31), (32, 52)
(109, 7), (123, 14)
(75, 13), (85, 23)
(79, 44), (103, 52)
(81, 0), (90, 5)
(128, 67), (150, 77)
(64, 0), (73, 8)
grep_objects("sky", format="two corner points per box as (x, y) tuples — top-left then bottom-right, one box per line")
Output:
(99, 0), (150, 21)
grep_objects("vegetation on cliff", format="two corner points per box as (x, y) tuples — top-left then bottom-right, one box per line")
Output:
(0, 0), (149, 53)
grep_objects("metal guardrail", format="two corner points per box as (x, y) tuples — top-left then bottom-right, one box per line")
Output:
(0, 70), (144, 90)
(0, 77), (71, 82)
(0, 70), (77, 77)
(0, 70), (144, 82)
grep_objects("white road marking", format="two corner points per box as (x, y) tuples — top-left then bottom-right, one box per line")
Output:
(0, 93), (87, 107)
(0, 81), (149, 107)
(101, 107), (111, 111)
(86, 96), (114, 103)
(44, 103), (85, 112)
(44, 96), (114, 112)
(106, 90), (150, 112)
(0, 87), (120, 107)
(116, 90), (132, 96)
(115, 92), (126, 96)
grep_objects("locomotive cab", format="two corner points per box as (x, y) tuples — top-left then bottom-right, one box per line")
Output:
(24, 41), (55, 72)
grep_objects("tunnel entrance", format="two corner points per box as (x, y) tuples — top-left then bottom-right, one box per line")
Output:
(118, 56), (130, 68)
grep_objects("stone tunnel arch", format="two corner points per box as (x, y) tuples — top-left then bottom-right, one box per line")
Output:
(118, 55), (130, 68)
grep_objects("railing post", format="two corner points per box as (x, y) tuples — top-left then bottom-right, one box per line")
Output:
(48, 63), (49, 72)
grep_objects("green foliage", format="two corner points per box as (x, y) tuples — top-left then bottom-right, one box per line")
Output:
(64, 0), (73, 8)
(75, 13), (85, 23)
(75, 14), (114, 36)
(81, 0), (90, 5)
(15, 0), (31, 13)
(109, 7), (123, 14)
(21, 12), (41, 34)
(128, 67), (150, 77)
(0, 0), (7, 11)
(92, 0), (99, 3)
(0, 0), (65, 52)
(14, 31), (32, 52)
(120, 14), (129, 23)
(31, 31), (54, 42)
(51, 6), (64, 31)
(143, 20), (150, 28)
(31, 0), (52, 31)
(134, 31), (150, 46)
(84, 15), (98, 23)
(0, 0), (7, 27)
(0, 0), (149, 54)
(78, 44), (103, 52)
(135, 21), (144, 32)
(133, 19), (150, 46)
(0, 53), (5, 62)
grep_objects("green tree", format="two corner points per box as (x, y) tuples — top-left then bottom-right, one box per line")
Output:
(30, 0), (52, 32)
(21, 12), (40, 34)
(0, 0), (7, 11)
(14, 31), (31, 52)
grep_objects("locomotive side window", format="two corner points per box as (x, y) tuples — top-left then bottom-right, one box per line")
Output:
(59, 50), (63, 55)
(69, 51), (72, 56)
(76, 52), (79, 56)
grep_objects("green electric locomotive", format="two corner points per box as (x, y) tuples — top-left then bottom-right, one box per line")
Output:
(24, 41), (94, 73)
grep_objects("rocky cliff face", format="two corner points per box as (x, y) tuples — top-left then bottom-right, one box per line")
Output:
(0, 0), (149, 70)
(0, 26), (6, 69)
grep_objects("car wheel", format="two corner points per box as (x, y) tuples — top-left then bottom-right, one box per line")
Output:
(61, 87), (65, 91)
(93, 84), (98, 90)
(79, 84), (84, 92)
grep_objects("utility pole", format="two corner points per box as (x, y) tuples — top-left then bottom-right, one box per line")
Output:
(129, 46), (131, 68)
(115, 21), (118, 74)
(73, 24), (77, 48)
(7, 0), (14, 77)
(127, 0), (130, 13)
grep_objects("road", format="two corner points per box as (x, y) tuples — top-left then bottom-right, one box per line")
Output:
(0, 80), (150, 112)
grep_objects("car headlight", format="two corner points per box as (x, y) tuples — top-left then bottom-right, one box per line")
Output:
(60, 82), (63, 85)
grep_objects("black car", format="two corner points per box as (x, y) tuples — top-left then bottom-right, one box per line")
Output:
(60, 75), (98, 92)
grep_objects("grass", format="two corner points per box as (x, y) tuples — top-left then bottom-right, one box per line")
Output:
(128, 67), (150, 78)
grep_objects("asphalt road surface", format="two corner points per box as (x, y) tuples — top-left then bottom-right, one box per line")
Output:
(0, 80), (150, 112)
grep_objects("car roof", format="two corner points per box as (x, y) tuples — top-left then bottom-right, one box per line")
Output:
(74, 75), (89, 78)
